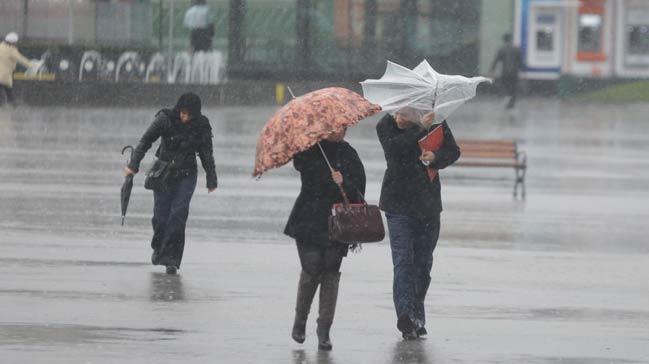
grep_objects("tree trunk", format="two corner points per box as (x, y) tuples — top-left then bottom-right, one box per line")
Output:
(228, 0), (245, 65)
(363, 0), (377, 59)
(398, 0), (418, 64)
(296, 0), (312, 76)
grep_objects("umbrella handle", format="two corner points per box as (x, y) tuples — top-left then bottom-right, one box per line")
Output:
(287, 86), (296, 99)
(121, 145), (134, 164)
(336, 183), (351, 208)
(317, 142), (351, 208)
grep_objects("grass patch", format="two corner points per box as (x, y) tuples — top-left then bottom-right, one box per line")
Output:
(574, 81), (649, 102)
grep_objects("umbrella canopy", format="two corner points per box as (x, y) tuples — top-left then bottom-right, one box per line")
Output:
(361, 60), (491, 123)
(120, 145), (134, 226)
(253, 87), (381, 177)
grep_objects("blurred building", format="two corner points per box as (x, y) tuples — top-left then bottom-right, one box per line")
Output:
(0, 0), (497, 80)
(515, 0), (649, 80)
(7, 1), (647, 83)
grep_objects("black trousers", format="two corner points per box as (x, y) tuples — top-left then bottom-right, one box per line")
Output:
(296, 243), (347, 277)
(190, 27), (213, 52)
(0, 85), (15, 105)
(151, 173), (197, 268)
(501, 74), (518, 108)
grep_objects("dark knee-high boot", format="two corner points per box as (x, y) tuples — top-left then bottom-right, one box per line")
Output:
(292, 270), (319, 344)
(317, 271), (340, 351)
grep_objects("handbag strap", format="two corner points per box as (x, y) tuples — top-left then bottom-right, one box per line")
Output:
(355, 188), (368, 206)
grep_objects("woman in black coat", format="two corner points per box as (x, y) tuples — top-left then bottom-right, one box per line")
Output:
(376, 108), (460, 339)
(124, 93), (217, 275)
(284, 128), (366, 351)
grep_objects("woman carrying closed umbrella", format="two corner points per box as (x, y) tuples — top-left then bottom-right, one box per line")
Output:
(284, 128), (366, 351)
(123, 93), (217, 274)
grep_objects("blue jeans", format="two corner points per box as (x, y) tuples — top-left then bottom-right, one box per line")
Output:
(385, 212), (440, 329)
(151, 173), (197, 268)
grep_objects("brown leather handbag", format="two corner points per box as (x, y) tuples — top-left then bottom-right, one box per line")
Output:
(328, 189), (385, 244)
(314, 142), (385, 244)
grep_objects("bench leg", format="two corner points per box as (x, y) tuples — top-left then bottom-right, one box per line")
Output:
(513, 166), (526, 199)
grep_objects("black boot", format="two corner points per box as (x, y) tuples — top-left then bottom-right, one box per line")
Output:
(292, 270), (319, 344)
(317, 271), (340, 351)
(397, 314), (418, 340)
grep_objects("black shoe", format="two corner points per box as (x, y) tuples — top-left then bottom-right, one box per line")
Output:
(397, 314), (418, 340)
(317, 325), (333, 351)
(291, 322), (306, 344)
(397, 314), (414, 332)
(318, 340), (333, 351)
(165, 266), (178, 275)
(402, 329), (418, 340)
(416, 327), (427, 337)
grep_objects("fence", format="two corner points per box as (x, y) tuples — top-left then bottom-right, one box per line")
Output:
(1, 0), (481, 80)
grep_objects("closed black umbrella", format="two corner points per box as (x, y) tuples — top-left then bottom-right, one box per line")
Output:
(120, 145), (134, 226)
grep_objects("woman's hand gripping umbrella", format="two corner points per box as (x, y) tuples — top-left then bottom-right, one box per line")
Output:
(120, 145), (134, 226)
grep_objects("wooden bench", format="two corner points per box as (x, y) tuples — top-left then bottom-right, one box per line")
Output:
(455, 139), (527, 198)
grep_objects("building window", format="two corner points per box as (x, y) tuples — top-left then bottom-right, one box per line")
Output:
(627, 26), (649, 55)
(536, 14), (556, 52)
(577, 0), (606, 61)
(578, 14), (603, 54)
(624, 2), (649, 65)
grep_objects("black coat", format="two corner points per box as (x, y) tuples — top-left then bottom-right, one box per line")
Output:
(284, 141), (366, 244)
(128, 109), (217, 189)
(490, 44), (522, 77)
(376, 114), (460, 219)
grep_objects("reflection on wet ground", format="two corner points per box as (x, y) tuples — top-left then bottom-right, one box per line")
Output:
(389, 340), (433, 364)
(0, 100), (648, 363)
(150, 273), (185, 302)
(0, 323), (184, 345)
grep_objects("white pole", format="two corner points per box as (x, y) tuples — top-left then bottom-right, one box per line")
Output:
(67, 0), (74, 45)
(168, 0), (175, 71)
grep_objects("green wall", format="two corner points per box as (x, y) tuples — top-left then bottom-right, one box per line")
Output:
(479, 0), (515, 74)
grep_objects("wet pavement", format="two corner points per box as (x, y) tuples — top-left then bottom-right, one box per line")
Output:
(0, 99), (648, 363)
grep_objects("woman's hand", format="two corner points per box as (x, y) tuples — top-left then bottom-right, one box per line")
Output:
(420, 151), (436, 163)
(421, 112), (435, 129)
(124, 167), (136, 177)
(331, 170), (343, 185)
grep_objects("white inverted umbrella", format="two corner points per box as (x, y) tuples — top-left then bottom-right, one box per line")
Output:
(361, 60), (491, 123)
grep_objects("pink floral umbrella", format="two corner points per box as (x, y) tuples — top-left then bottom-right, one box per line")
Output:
(253, 87), (381, 177)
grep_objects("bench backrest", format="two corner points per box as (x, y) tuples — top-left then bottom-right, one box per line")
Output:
(458, 139), (518, 159)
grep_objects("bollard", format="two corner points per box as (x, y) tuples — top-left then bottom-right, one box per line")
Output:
(275, 83), (286, 105)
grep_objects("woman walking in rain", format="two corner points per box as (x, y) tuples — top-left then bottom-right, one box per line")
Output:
(377, 108), (460, 339)
(363, 60), (485, 339)
(284, 128), (366, 351)
(123, 92), (217, 274)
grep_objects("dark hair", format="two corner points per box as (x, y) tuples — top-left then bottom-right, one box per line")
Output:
(174, 92), (202, 117)
(503, 33), (512, 43)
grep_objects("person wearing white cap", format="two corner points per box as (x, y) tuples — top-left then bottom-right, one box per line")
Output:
(0, 32), (35, 106)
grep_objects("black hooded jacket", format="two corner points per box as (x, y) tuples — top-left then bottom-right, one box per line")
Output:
(376, 114), (460, 219)
(128, 109), (217, 189)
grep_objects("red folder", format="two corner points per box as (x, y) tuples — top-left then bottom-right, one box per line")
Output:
(418, 124), (444, 181)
